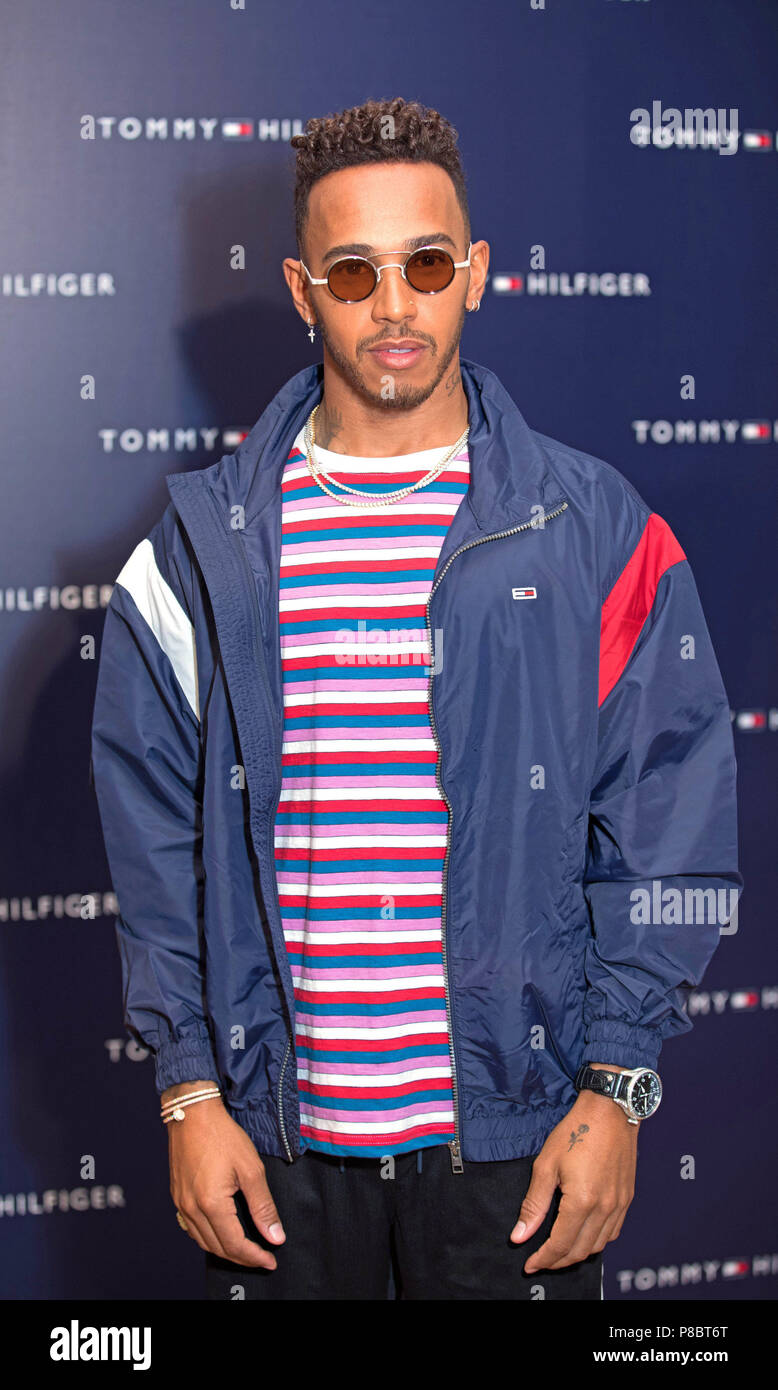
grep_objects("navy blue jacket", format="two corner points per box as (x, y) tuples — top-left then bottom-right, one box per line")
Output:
(90, 358), (742, 1164)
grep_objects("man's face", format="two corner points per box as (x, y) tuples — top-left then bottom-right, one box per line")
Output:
(295, 162), (475, 412)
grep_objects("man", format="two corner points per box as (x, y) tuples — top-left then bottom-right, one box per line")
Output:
(90, 97), (742, 1301)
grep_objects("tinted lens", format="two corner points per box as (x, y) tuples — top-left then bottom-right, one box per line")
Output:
(405, 248), (455, 292)
(327, 258), (377, 302)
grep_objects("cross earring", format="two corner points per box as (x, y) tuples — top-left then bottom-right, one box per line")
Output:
(307, 319), (316, 343)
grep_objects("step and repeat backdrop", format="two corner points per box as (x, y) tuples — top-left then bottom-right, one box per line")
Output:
(0, 0), (775, 1301)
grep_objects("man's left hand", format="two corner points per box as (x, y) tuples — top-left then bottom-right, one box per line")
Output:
(510, 1066), (639, 1273)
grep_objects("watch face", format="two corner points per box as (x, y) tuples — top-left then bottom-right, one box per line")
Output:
(629, 1070), (662, 1118)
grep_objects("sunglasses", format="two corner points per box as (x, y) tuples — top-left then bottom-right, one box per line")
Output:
(300, 242), (472, 304)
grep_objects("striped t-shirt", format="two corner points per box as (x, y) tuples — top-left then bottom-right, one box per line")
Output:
(272, 423), (470, 1157)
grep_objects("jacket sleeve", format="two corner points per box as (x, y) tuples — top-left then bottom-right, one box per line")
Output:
(581, 509), (743, 1071)
(90, 515), (220, 1094)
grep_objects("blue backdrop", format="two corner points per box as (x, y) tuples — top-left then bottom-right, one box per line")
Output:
(1, 0), (775, 1301)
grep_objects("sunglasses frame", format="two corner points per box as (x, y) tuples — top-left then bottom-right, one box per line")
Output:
(300, 241), (473, 303)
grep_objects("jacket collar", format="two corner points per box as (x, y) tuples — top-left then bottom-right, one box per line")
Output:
(167, 357), (560, 535)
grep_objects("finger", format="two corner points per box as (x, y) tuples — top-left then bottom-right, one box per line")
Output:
(201, 1192), (280, 1270)
(180, 1194), (279, 1269)
(522, 1194), (593, 1272)
(606, 1188), (635, 1243)
(238, 1161), (286, 1245)
(510, 1163), (558, 1242)
(574, 1192), (630, 1256)
(176, 1203), (230, 1260)
(586, 1210), (621, 1255)
(526, 1206), (615, 1273)
(598, 1205), (630, 1247)
(608, 1213), (627, 1242)
(545, 1211), (614, 1270)
(171, 1169), (234, 1260)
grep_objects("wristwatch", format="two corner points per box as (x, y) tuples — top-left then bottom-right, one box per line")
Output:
(574, 1063), (662, 1124)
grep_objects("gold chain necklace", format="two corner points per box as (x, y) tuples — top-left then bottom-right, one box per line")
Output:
(304, 403), (469, 509)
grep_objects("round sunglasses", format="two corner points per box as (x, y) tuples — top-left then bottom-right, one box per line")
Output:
(300, 242), (472, 303)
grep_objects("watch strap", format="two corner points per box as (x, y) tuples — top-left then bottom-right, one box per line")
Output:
(574, 1063), (626, 1099)
(575, 1063), (661, 1121)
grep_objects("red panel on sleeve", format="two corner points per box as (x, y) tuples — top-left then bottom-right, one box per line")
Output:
(598, 512), (686, 706)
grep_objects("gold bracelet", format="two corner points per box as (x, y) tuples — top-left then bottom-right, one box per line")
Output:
(160, 1088), (221, 1123)
(160, 1085), (221, 1113)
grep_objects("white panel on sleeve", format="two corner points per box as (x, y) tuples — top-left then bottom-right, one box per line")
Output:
(115, 538), (200, 721)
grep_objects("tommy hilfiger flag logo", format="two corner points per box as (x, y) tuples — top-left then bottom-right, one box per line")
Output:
(741, 421), (771, 441)
(222, 120), (254, 140)
(742, 131), (773, 151)
(729, 991), (760, 1010)
(512, 586), (537, 600)
(492, 274), (525, 295)
(735, 710), (767, 730)
(222, 429), (250, 449)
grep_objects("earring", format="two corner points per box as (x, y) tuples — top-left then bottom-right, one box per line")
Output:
(307, 318), (316, 343)
(468, 301), (480, 312)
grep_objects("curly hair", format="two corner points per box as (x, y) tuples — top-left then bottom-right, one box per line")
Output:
(289, 97), (470, 262)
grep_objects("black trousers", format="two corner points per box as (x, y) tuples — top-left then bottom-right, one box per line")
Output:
(204, 1144), (604, 1300)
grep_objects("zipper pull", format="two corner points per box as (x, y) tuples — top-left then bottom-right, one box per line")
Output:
(448, 1139), (464, 1174)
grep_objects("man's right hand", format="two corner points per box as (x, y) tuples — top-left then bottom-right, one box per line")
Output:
(163, 1082), (286, 1269)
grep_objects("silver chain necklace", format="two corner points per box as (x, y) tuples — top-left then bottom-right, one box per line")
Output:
(304, 403), (469, 509)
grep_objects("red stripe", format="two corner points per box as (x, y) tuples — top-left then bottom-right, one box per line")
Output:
(281, 463), (470, 491)
(301, 1123), (455, 1145)
(279, 602), (426, 623)
(281, 509), (464, 534)
(281, 558), (438, 577)
(599, 512), (685, 705)
(279, 652), (428, 672)
(296, 1032), (446, 1052)
(295, 987), (446, 1005)
(279, 895), (441, 917)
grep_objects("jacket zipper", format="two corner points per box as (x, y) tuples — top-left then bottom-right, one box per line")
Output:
(424, 498), (569, 1174)
(277, 1035), (293, 1162)
(231, 529), (295, 1162)
(268, 746), (294, 1163)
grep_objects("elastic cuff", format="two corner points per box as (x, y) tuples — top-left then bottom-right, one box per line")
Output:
(583, 1020), (662, 1071)
(153, 1029), (220, 1094)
